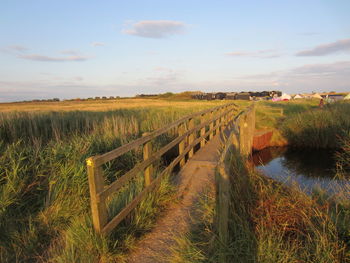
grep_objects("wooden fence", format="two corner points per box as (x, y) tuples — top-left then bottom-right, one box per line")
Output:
(86, 103), (238, 235)
(216, 104), (256, 263)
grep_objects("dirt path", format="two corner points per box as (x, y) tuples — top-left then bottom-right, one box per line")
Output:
(126, 132), (227, 263)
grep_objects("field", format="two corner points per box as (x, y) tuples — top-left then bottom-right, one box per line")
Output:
(0, 98), (247, 263)
(1, 98), (349, 263)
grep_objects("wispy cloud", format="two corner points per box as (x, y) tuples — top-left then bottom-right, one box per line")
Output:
(299, 32), (319, 36)
(225, 49), (280, 58)
(60, 50), (80, 55)
(296, 38), (350, 56)
(18, 54), (89, 62)
(6, 45), (28, 52)
(122, 20), (186, 38)
(91, 42), (105, 47)
(291, 61), (350, 76)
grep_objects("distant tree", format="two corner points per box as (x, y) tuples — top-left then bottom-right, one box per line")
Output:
(102, 96), (107, 100)
(53, 98), (60, 101)
(109, 96), (115, 99)
(95, 97), (100, 100)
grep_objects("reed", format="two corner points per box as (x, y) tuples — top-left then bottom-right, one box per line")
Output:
(221, 147), (347, 263)
(0, 104), (215, 262)
(282, 102), (350, 148)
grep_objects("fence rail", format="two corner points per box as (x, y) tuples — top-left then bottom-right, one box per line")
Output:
(216, 104), (255, 263)
(86, 102), (238, 234)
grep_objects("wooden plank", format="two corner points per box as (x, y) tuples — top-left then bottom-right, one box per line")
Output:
(102, 172), (162, 235)
(86, 157), (108, 233)
(93, 103), (237, 166)
(98, 133), (187, 201)
(143, 133), (153, 186)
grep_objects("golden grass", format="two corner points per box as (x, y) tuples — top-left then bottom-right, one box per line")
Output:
(0, 98), (232, 113)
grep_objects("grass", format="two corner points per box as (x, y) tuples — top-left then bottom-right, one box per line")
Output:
(281, 102), (350, 148)
(254, 99), (318, 146)
(222, 147), (348, 263)
(168, 189), (217, 263)
(0, 98), (229, 113)
(0, 100), (230, 263)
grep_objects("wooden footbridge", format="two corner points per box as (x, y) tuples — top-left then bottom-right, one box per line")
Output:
(86, 103), (256, 261)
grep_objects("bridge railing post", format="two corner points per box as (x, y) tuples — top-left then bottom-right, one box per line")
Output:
(215, 108), (220, 135)
(178, 123), (186, 167)
(188, 118), (195, 158)
(200, 113), (206, 148)
(86, 157), (108, 234)
(209, 111), (214, 140)
(142, 132), (153, 186)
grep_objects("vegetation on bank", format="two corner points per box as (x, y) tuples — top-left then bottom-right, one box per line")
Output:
(282, 102), (350, 149)
(0, 104), (221, 262)
(223, 148), (348, 263)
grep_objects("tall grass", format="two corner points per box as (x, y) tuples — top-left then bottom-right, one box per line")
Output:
(221, 147), (348, 262)
(282, 102), (350, 148)
(0, 105), (214, 262)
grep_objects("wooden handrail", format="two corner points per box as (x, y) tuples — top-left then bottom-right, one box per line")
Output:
(91, 103), (237, 166)
(86, 102), (239, 234)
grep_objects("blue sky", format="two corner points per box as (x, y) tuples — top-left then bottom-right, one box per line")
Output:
(1, 0), (350, 102)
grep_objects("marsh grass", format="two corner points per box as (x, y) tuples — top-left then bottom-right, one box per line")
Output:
(223, 148), (348, 263)
(0, 104), (218, 262)
(282, 102), (350, 148)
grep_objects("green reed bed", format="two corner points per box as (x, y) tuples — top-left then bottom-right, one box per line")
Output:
(282, 102), (350, 149)
(0, 105), (212, 263)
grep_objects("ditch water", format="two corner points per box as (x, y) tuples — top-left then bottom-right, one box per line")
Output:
(252, 147), (349, 195)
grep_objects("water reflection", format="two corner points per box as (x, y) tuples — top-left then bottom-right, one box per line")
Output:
(252, 147), (349, 195)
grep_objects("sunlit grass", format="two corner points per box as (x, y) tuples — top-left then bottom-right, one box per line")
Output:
(0, 100), (228, 262)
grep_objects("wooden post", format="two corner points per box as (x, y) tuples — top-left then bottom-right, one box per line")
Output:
(216, 109), (220, 135)
(200, 114), (206, 148)
(142, 133), (153, 186)
(86, 157), (108, 233)
(188, 118), (195, 158)
(178, 123), (186, 167)
(239, 114), (248, 155)
(220, 107), (225, 132)
(209, 111), (214, 140)
(218, 165), (230, 263)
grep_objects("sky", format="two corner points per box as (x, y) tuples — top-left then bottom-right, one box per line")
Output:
(1, 0), (350, 102)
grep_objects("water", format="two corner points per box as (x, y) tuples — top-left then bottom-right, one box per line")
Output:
(252, 147), (349, 195)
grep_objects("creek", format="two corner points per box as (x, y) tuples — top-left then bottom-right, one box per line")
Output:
(252, 147), (349, 195)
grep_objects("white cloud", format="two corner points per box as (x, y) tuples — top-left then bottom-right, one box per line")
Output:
(296, 38), (350, 56)
(225, 49), (280, 58)
(91, 42), (105, 47)
(122, 20), (186, 38)
(18, 54), (89, 62)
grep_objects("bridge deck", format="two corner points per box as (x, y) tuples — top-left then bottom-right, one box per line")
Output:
(127, 129), (229, 262)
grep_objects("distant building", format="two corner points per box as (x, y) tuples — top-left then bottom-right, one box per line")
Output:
(225, 92), (237, 100)
(235, 92), (251, 100)
(215, 92), (226, 100)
